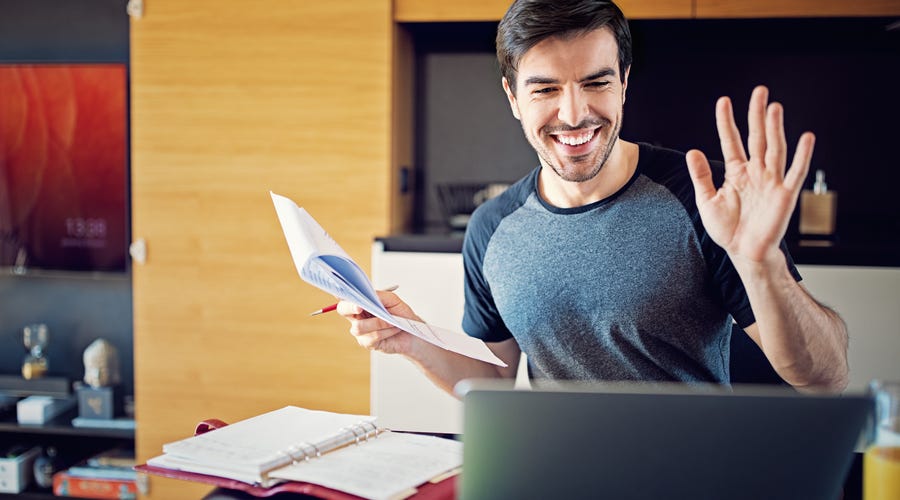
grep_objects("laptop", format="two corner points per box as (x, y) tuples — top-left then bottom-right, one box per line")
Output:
(456, 380), (873, 500)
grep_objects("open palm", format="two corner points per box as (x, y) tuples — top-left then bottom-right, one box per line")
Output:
(686, 86), (815, 265)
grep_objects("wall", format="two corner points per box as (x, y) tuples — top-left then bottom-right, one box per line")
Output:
(409, 18), (900, 252)
(0, 0), (133, 393)
(130, 1), (394, 497)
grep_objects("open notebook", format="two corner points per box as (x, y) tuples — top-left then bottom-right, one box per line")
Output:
(145, 406), (461, 500)
(456, 380), (873, 500)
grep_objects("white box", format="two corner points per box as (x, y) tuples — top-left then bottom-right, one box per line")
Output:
(0, 446), (40, 493)
(16, 395), (76, 424)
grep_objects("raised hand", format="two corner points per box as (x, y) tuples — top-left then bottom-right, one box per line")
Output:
(686, 85), (815, 266)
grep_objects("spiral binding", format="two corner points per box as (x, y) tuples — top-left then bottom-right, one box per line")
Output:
(269, 420), (382, 472)
(342, 421), (379, 445)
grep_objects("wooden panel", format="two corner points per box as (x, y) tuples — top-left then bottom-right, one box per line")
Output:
(615, 0), (694, 19)
(391, 25), (415, 232)
(394, 0), (511, 21)
(130, 1), (392, 498)
(394, 0), (693, 21)
(697, 0), (900, 18)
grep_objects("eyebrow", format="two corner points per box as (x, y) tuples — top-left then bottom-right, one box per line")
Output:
(522, 67), (617, 87)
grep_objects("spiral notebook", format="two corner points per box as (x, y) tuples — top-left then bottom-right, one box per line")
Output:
(145, 406), (462, 500)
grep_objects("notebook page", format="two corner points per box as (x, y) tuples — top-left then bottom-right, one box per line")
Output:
(162, 406), (374, 475)
(269, 431), (462, 500)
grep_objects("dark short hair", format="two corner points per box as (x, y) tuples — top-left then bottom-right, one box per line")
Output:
(496, 0), (632, 92)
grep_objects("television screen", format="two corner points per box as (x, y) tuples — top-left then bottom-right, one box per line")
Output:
(0, 63), (128, 273)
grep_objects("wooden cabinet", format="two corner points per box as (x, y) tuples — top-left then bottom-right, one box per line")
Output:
(395, 0), (900, 21)
(394, 0), (693, 21)
(130, 1), (395, 498)
(695, 0), (900, 18)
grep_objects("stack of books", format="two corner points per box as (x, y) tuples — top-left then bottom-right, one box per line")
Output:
(53, 448), (138, 499)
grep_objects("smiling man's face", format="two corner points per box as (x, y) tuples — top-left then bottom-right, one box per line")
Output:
(503, 27), (628, 183)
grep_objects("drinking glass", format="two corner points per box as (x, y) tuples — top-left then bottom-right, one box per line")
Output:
(864, 380), (900, 500)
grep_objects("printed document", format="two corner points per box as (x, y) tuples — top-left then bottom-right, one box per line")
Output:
(270, 192), (506, 366)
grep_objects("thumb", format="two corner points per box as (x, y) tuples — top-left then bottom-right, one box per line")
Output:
(686, 149), (716, 206)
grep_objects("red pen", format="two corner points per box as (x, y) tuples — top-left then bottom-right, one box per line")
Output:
(309, 285), (399, 316)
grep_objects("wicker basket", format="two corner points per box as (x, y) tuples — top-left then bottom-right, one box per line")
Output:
(436, 182), (509, 229)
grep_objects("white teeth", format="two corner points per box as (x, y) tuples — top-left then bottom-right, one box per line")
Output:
(555, 130), (594, 146)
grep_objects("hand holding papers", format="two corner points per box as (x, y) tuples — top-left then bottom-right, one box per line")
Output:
(270, 192), (506, 367)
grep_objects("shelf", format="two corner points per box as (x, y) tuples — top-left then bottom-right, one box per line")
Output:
(0, 420), (133, 440)
(0, 490), (61, 500)
(0, 486), (105, 500)
(0, 375), (70, 399)
(0, 412), (135, 500)
(0, 411), (134, 440)
(377, 233), (900, 268)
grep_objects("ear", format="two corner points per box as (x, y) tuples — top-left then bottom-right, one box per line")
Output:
(622, 66), (631, 104)
(502, 77), (521, 121)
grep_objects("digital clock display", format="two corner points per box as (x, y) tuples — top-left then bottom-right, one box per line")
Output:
(0, 64), (128, 272)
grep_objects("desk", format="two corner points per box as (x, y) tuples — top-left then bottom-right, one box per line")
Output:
(200, 454), (863, 500)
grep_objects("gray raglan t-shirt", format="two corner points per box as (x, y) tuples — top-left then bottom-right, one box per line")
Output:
(461, 142), (801, 383)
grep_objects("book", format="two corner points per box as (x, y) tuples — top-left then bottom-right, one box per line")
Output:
(52, 471), (137, 499)
(66, 464), (138, 481)
(87, 448), (136, 469)
(16, 395), (76, 424)
(71, 416), (136, 430)
(144, 405), (462, 500)
(67, 450), (137, 481)
(269, 192), (505, 367)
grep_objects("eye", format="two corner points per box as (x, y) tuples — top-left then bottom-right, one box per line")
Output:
(532, 87), (557, 95)
(585, 81), (610, 89)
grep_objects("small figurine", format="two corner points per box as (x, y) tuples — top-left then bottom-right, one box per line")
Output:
(82, 338), (120, 388)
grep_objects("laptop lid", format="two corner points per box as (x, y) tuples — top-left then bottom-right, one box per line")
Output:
(457, 380), (873, 500)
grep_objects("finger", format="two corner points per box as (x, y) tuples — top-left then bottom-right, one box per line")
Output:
(349, 315), (397, 336)
(765, 101), (787, 179)
(375, 290), (405, 310)
(715, 96), (748, 165)
(686, 149), (717, 205)
(785, 132), (815, 193)
(747, 85), (768, 162)
(352, 327), (403, 349)
(336, 300), (365, 317)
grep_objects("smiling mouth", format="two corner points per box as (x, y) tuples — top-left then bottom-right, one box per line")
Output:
(551, 128), (598, 146)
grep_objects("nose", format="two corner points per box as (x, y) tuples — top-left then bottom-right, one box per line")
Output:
(557, 86), (590, 127)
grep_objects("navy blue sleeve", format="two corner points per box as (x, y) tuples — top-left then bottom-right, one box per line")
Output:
(462, 201), (516, 342)
(460, 172), (537, 342)
(639, 143), (802, 329)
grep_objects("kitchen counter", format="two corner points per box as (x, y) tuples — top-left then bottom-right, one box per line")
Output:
(378, 233), (900, 267)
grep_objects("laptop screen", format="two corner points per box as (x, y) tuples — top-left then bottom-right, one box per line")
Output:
(457, 381), (873, 500)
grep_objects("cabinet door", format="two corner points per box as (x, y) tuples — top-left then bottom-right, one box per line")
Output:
(796, 265), (900, 391)
(696, 0), (900, 18)
(370, 245), (467, 433)
(394, 0), (693, 21)
(130, 1), (392, 498)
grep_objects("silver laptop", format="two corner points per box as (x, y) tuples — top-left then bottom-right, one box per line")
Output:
(456, 380), (873, 500)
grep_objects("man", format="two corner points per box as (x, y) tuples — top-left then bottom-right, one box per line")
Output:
(339, 0), (849, 394)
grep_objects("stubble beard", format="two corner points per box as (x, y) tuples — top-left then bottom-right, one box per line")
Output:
(533, 116), (622, 183)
